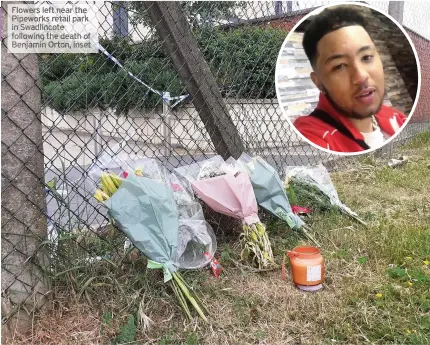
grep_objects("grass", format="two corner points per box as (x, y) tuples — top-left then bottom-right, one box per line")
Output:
(7, 132), (430, 345)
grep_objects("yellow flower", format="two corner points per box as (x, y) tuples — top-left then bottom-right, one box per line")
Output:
(405, 256), (413, 260)
(424, 260), (429, 266)
(407, 281), (413, 287)
(406, 329), (412, 334)
(376, 293), (383, 298)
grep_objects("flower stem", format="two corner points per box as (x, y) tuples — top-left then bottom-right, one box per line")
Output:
(172, 272), (208, 322)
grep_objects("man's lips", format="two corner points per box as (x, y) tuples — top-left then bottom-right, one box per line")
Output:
(355, 87), (376, 105)
(355, 87), (376, 98)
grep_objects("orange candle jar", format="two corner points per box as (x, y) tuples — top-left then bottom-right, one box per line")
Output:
(287, 246), (324, 291)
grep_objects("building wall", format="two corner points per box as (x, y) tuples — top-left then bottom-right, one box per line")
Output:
(379, 15), (419, 102)
(261, 13), (308, 32)
(407, 29), (430, 122)
(403, 0), (430, 40)
(42, 100), (302, 169)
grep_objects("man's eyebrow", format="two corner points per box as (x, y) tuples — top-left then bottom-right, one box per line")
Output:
(325, 54), (345, 65)
(357, 45), (373, 54)
(324, 45), (374, 65)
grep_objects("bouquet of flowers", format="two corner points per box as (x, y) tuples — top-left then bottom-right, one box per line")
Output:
(89, 153), (217, 321)
(285, 165), (366, 225)
(169, 172), (217, 270)
(175, 156), (277, 269)
(227, 154), (320, 246)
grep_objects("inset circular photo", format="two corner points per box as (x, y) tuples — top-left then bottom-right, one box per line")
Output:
(275, 2), (420, 154)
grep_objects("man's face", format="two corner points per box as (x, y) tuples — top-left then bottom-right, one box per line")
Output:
(311, 25), (385, 119)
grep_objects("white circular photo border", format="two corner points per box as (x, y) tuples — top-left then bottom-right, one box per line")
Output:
(274, 1), (422, 157)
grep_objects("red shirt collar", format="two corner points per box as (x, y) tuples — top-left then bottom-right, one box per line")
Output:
(316, 93), (369, 140)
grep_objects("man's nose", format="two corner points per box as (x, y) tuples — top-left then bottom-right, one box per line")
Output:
(351, 64), (369, 85)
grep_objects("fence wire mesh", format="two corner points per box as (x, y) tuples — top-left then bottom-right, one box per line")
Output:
(2, 0), (430, 331)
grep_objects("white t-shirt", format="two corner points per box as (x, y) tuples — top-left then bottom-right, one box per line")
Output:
(360, 126), (390, 148)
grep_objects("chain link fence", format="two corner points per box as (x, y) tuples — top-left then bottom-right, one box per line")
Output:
(2, 0), (430, 335)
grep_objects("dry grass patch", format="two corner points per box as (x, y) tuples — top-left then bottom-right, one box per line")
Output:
(6, 132), (430, 345)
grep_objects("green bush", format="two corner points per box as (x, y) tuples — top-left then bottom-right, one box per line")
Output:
(42, 26), (286, 113)
(200, 26), (286, 99)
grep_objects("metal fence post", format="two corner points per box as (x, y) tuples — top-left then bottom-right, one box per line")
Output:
(163, 92), (172, 157)
(113, 1), (129, 38)
(388, 1), (404, 24)
(93, 109), (102, 157)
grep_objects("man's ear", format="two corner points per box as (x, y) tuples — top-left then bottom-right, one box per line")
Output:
(310, 72), (323, 93)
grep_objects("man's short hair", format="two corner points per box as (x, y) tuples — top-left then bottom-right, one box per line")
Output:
(303, 6), (368, 67)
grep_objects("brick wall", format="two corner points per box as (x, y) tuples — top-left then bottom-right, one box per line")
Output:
(406, 29), (430, 122)
(263, 13), (308, 32)
(376, 13), (419, 102)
